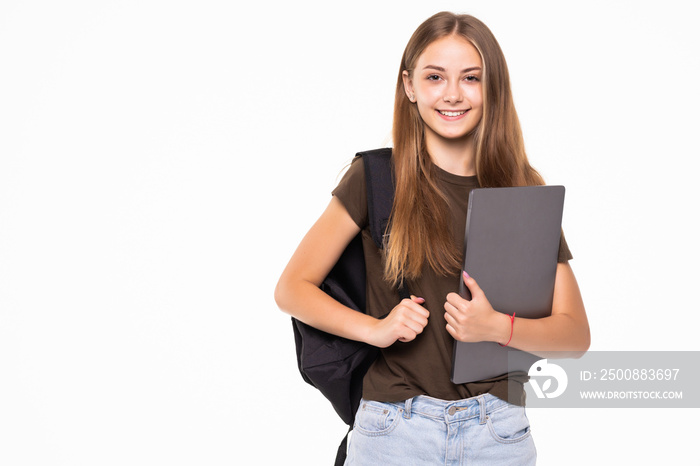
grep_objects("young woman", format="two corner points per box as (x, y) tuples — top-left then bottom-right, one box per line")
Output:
(275, 11), (590, 465)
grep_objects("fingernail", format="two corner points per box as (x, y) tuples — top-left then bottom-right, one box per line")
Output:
(463, 271), (470, 279)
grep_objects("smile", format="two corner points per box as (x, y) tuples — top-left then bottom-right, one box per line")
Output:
(437, 110), (468, 117)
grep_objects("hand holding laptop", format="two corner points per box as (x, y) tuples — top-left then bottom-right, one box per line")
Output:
(445, 271), (512, 345)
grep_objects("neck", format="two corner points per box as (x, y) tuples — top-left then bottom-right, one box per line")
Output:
(425, 133), (476, 177)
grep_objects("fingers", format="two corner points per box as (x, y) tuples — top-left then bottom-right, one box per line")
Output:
(443, 298), (465, 328)
(411, 295), (426, 305)
(370, 297), (430, 348)
(407, 296), (429, 316)
(391, 297), (429, 342)
(400, 297), (430, 328)
(444, 300), (472, 342)
(445, 322), (459, 340)
(444, 276), (497, 342)
(444, 314), (459, 339)
(445, 292), (465, 311)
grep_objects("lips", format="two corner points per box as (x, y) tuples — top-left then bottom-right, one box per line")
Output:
(438, 110), (467, 117)
(436, 109), (470, 122)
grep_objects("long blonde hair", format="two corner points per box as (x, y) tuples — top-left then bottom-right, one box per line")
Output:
(385, 12), (545, 286)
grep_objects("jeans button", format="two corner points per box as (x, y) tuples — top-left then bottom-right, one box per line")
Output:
(448, 406), (457, 416)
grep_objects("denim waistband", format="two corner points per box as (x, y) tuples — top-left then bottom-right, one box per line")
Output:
(388, 393), (509, 424)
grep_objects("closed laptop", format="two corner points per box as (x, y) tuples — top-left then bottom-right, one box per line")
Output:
(451, 185), (565, 384)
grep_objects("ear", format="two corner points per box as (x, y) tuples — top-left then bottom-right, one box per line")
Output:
(402, 70), (415, 102)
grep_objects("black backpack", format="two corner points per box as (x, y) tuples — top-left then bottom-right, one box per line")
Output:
(291, 148), (407, 465)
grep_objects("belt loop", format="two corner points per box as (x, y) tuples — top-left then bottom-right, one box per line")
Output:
(403, 397), (413, 419)
(478, 395), (487, 425)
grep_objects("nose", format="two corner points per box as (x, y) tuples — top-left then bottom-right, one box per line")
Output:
(443, 81), (463, 103)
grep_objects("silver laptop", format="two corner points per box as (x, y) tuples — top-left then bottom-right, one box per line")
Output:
(451, 185), (565, 384)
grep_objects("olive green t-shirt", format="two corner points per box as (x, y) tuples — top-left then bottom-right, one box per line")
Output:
(332, 155), (573, 406)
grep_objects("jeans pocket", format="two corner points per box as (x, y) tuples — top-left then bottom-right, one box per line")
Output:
(353, 400), (402, 436)
(486, 404), (532, 444)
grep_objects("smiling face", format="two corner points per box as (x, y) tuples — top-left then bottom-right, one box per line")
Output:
(402, 34), (484, 153)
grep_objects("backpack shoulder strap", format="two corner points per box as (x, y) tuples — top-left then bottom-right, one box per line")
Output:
(357, 147), (393, 250)
(356, 148), (409, 300)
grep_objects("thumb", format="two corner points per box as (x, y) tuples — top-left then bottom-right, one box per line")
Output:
(462, 271), (484, 298)
(410, 295), (425, 304)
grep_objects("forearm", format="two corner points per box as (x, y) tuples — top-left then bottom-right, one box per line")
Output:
(275, 277), (376, 343)
(501, 312), (591, 358)
(274, 197), (376, 343)
(502, 262), (590, 358)
(449, 263), (590, 358)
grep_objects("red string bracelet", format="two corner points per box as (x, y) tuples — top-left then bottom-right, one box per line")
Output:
(498, 312), (516, 347)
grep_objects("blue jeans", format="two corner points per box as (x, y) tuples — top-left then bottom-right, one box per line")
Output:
(345, 393), (536, 465)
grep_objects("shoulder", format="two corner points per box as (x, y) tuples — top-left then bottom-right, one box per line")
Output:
(333, 155), (366, 196)
(332, 156), (367, 229)
(331, 148), (393, 230)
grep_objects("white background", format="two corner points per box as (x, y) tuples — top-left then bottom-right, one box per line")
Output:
(1, 1), (698, 465)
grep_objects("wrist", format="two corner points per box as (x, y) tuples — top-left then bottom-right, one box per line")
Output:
(359, 314), (383, 347)
(493, 312), (513, 345)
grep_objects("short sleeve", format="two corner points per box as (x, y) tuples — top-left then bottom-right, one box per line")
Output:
(558, 230), (573, 263)
(331, 156), (369, 229)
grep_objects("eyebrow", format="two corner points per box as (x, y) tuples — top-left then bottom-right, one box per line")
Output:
(422, 65), (482, 73)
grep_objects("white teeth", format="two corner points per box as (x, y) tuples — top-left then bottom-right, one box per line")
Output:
(439, 110), (466, 117)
